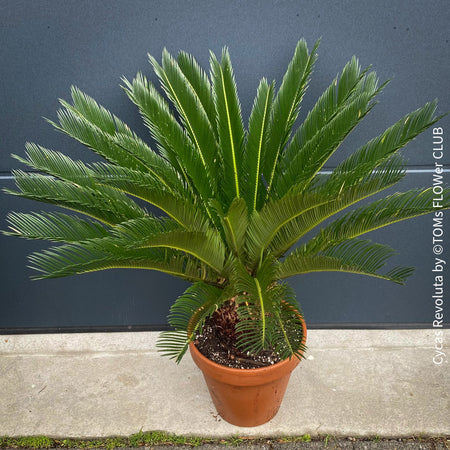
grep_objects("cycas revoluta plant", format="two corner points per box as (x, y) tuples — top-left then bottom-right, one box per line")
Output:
(4, 39), (449, 363)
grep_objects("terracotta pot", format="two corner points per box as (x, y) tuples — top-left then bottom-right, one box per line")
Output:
(189, 311), (307, 427)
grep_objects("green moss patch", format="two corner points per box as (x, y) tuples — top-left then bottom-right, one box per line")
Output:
(0, 433), (449, 449)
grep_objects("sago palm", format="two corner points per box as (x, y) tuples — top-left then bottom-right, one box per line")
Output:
(4, 39), (449, 363)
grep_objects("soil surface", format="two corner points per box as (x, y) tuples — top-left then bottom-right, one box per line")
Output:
(193, 301), (281, 369)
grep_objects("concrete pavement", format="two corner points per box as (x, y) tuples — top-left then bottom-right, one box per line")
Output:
(0, 330), (449, 438)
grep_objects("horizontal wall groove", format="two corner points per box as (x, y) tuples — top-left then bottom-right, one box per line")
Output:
(1, 168), (449, 181)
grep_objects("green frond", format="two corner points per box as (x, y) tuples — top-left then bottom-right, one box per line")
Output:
(232, 256), (279, 304)
(210, 47), (245, 206)
(303, 187), (450, 254)
(177, 50), (217, 138)
(315, 153), (406, 198)
(270, 286), (306, 360)
(269, 159), (410, 258)
(6, 171), (147, 226)
(329, 100), (441, 182)
(91, 163), (209, 231)
(280, 57), (374, 167)
(232, 272), (305, 359)
(10, 145), (150, 225)
(121, 73), (185, 165)
(28, 239), (220, 284)
(122, 73), (217, 209)
(157, 282), (228, 363)
(4, 211), (110, 242)
(49, 100), (149, 173)
(246, 190), (331, 267)
(274, 65), (382, 197)
(243, 78), (274, 212)
(14, 143), (94, 185)
(262, 38), (319, 200)
(112, 216), (180, 239)
(279, 239), (414, 285)
(121, 74), (198, 195)
(115, 225), (226, 274)
(212, 197), (249, 259)
(110, 131), (186, 194)
(56, 88), (186, 193)
(232, 257), (280, 354)
(68, 86), (121, 135)
(150, 49), (218, 194)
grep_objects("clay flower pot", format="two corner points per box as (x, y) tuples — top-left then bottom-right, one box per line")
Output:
(189, 311), (307, 427)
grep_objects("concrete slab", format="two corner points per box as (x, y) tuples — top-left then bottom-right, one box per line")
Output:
(0, 330), (449, 438)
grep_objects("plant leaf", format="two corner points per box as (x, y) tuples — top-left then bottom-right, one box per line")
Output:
(115, 223), (226, 274)
(157, 282), (228, 363)
(327, 100), (441, 184)
(269, 159), (409, 258)
(274, 64), (383, 197)
(246, 190), (330, 267)
(91, 163), (209, 231)
(303, 187), (450, 255)
(6, 171), (146, 226)
(4, 211), (110, 242)
(27, 241), (220, 283)
(150, 49), (218, 196)
(214, 197), (249, 259)
(279, 239), (414, 285)
(262, 39), (319, 200)
(210, 47), (245, 206)
(243, 78), (274, 212)
(177, 50), (217, 138)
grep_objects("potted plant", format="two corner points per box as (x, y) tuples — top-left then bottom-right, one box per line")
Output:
(3, 39), (449, 427)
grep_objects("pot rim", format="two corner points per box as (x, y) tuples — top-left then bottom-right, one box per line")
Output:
(189, 306), (307, 378)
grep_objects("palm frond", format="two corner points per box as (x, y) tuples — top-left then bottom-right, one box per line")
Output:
(303, 187), (450, 255)
(56, 89), (186, 193)
(280, 57), (372, 165)
(150, 49), (218, 195)
(269, 285), (306, 360)
(211, 197), (249, 259)
(121, 73), (201, 198)
(49, 100), (148, 173)
(262, 39), (319, 200)
(269, 158), (409, 258)
(13, 143), (95, 187)
(28, 239), (220, 284)
(274, 66), (382, 197)
(177, 50), (217, 138)
(243, 78), (274, 212)
(91, 163), (209, 231)
(4, 211), (110, 242)
(112, 215), (180, 238)
(246, 190), (331, 267)
(67, 86), (122, 135)
(315, 153), (406, 198)
(210, 48), (245, 206)
(232, 257), (280, 354)
(113, 221), (226, 274)
(328, 100), (441, 182)
(232, 260), (305, 359)
(279, 239), (414, 284)
(157, 282), (228, 363)
(111, 131), (186, 194)
(6, 171), (147, 226)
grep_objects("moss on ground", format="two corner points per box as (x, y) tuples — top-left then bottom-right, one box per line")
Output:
(0, 432), (449, 448)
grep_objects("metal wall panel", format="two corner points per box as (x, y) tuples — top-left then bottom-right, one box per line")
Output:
(1, 0), (448, 329)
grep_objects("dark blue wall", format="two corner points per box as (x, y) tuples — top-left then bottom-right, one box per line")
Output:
(1, 0), (449, 330)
